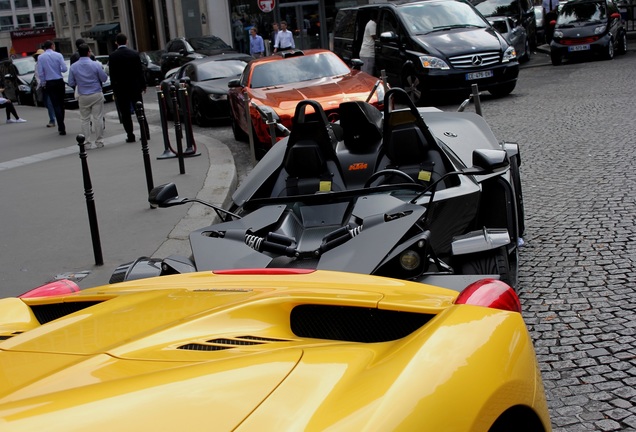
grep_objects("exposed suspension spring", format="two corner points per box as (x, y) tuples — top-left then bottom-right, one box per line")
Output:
(245, 234), (264, 251)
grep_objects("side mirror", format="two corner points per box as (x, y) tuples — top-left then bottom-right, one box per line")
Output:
(466, 149), (509, 174)
(149, 183), (185, 207)
(228, 78), (241, 88)
(350, 58), (364, 70)
(379, 31), (398, 43)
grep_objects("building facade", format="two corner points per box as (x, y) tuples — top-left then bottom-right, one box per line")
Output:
(0, 0), (55, 59)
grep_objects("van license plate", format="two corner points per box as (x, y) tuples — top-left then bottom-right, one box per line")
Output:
(568, 44), (590, 52)
(466, 70), (493, 80)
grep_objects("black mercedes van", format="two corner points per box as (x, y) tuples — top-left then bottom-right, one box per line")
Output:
(333, 0), (519, 104)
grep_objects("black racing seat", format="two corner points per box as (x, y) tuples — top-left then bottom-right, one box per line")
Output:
(271, 100), (344, 197)
(336, 101), (384, 189)
(378, 88), (447, 187)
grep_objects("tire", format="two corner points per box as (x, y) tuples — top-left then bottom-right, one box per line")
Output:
(509, 156), (526, 238)
(461, 246), (513, 288)
(231, 114), (248, 142)
(488, 81), (516, 98)
(401, 69), (423, 105)
(617, 32), (627, 55)
(192, 96), (207, 127)
(551, 52), (562, 66)
(605, 39), (614, 60)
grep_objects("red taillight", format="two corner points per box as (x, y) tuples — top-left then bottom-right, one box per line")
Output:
(18, 279), (80, 298)
(455, 278), (521, 312)
(213, 268), (316, 275)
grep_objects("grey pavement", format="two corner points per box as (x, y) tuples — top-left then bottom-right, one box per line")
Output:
(0, 100), (236, 295)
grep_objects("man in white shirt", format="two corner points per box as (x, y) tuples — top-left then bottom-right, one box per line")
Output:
(273, 21), (295, 52)
(359, 19), (377, 75)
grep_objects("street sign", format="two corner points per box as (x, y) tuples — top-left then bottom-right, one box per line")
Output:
(258, 0), (275, 13)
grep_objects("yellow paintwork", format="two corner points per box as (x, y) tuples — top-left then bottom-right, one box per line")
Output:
(0, 270), (551, 431)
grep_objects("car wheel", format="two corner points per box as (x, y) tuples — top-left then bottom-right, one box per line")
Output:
(617, 32), (627, 55)
(509, 155), (525, 238)
(231, 113), (248, 142)
(192, 96), (207, 127)
(605, 39), (614, 60)
(551, 52), (562, 66)
(488, 81), (516, 98)
(401, 69), (423, 105)
(461, 246), (513, 288)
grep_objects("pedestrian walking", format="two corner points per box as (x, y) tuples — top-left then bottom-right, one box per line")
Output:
(69, 44), (108, 150)
(36, 40), (67, 135)
(249, 27), (265, 58)
(269, 22), (279, 54)
(359, 19), (377, 75)
(273, 21), (295, 52)
(0, 80), (27, 124)
(33, 48), (56, 128)
(69, 38), (95, 65)
(108, 33), (147, 143)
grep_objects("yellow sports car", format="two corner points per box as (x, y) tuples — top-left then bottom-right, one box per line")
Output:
(0, 270), (550, 431)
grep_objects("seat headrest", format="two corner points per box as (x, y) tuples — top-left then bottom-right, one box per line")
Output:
(339, 101), (383, 153)
(385, 126), (429, 166)
(284, 140), (327, 178)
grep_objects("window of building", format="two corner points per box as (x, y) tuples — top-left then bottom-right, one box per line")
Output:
(61, 3), (69, 26)
(34, 12), (48, 27)
(32, 0), (46, 7)
(112, 0), (119, 18)
(71, 1), (79, 25)
(17, 14), (31, 28)
(15, 0), (29, 9)
(0, 15), (13, 30)
(96, 0), (104, 21)
(81, 0), (91, 21)
(0, 0), (11, 11)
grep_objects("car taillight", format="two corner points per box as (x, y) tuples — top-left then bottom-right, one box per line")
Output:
(18, 279), (80, 298)
(454, 278), (521, 312)
(213, 268), (315, 275)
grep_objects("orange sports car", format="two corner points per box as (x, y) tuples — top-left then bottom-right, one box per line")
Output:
(227, 49), (384, 157)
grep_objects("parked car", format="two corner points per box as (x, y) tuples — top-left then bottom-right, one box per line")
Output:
(0, 56), (35, 105)
(139, 50), (165, 86)
(489, 16), (531, 61)
(470, 0), (538, 48)
(160, 35), (235, 76)
(159, 53), (253, 125)
(333, 0), (519, 105)
(227, 49), (384, 157)
(111, 88), (525, 292)
(550, 0), (627, 65)
(1, 270), (551, 431)
(94, 55), (109, 75)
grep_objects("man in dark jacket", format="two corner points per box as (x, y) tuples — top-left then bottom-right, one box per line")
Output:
(70, 38), (95, 65)
(108, 33), (146, 142)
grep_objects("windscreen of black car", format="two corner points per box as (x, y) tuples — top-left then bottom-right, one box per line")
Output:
(558, 2), (606, 25)
(399, 1), (489, 35)
(472, 0), (520, 17)
(197, 60), (249, 81)
(490, 19), (510, 35)
(14, 58), (36, 75)
(189, 36), (233, 51)
(250, 53), (352, 88)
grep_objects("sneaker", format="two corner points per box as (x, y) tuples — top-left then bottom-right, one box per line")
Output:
(14, 118), (26, 123)
(84, 143), (96, 150)
(6, 119), (17, 124)
(46, 122), (55, 128)
(95, 142), (104, 148)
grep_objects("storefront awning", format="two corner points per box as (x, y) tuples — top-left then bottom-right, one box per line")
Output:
(81, 23), (121, 40)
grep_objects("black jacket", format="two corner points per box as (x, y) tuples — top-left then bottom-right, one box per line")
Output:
(108, 46), (146, 94)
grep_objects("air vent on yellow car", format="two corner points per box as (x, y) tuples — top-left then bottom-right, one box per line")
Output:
(177, 335), (292, 351)
(30, 301), (103, 324)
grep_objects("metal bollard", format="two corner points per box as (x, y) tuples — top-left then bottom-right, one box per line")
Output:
(169, 85), (186, 174)
(156, 86), (176, 159)
(177, 83), (201, 157)
(134, 102), (155, 207)
(77, 134), (104, 266)
(471, 84), (482, 117)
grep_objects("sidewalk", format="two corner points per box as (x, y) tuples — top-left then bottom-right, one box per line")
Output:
(0, 101), (236, 295)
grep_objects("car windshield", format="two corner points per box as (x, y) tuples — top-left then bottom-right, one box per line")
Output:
(197, 59), (248, 81)
(249, 52), (351, 88)
(472, 0), (520, 17)
(558, 1), (606, 24)
(399, 1), (489, 35)
(189, 37), (232, 51)
(145, 50), (163, 64)
(14, 57), (36, 75)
